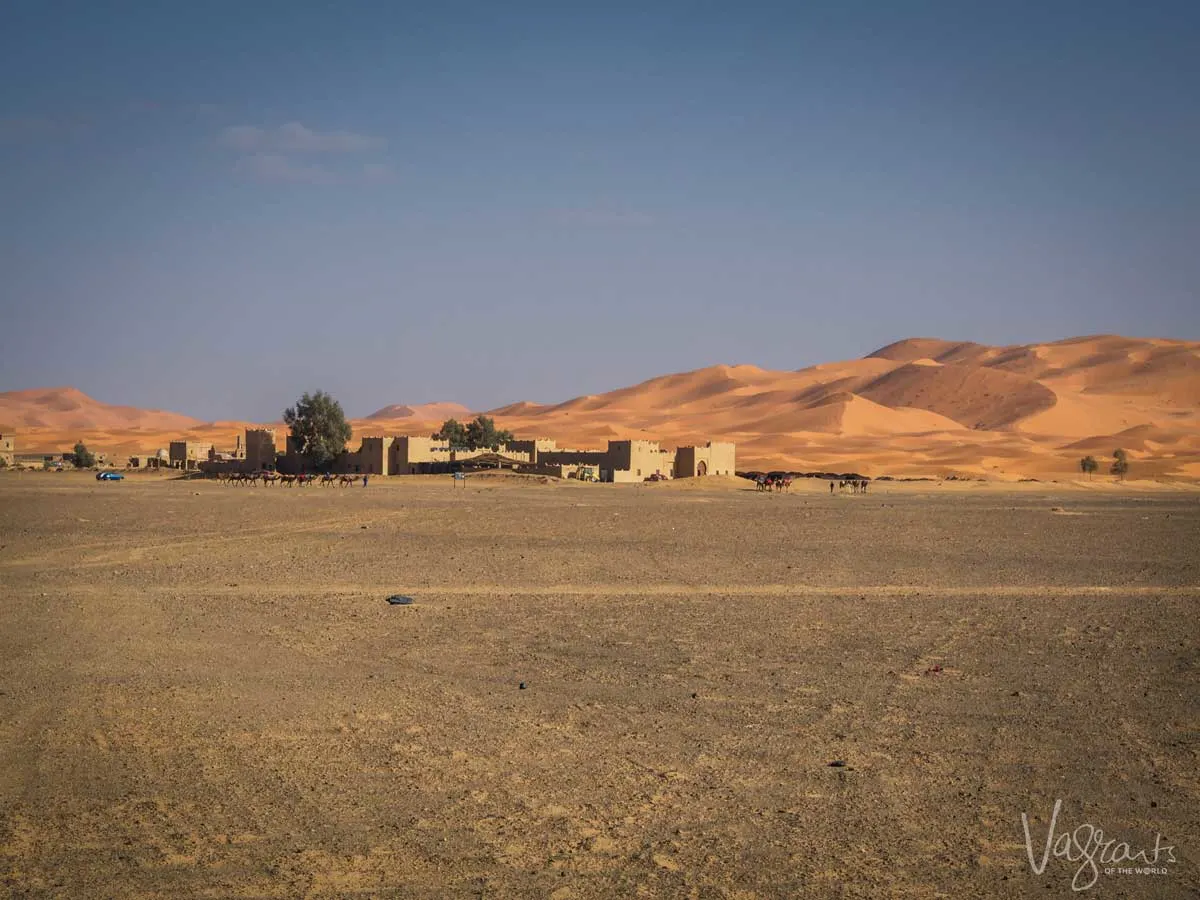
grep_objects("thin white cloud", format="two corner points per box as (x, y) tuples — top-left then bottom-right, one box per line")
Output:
(233, 153), (340, 184)
(219, 121), (384, 153)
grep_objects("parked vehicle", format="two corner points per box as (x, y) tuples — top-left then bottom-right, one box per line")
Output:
(96, 471), (124, 481)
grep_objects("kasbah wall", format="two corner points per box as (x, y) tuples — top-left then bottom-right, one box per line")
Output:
(0, 428), (15, 467)
(675, 441), (736, 478)
(245, 429), (277, 471)
(199, 426), (735, 482)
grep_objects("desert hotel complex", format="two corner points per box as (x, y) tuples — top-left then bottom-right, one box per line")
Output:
(189, 427), (735, 482)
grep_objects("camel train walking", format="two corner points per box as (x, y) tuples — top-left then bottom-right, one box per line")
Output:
(755, 475), (793, 492)
(754, 474), (869, 494)
(212, 471), (362, 487)
(833, 479), (869, 494)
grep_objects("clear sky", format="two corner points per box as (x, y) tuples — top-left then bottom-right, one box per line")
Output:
(1, 1), (1197, 420)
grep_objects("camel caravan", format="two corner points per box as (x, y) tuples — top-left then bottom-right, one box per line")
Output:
(834, 479), (869, 494)
(213, 471), (362, 487)
(752, 474), (870, 493)
(755, 474), (793, 492)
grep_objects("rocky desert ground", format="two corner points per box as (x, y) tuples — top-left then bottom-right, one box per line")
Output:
(1, 470), (1197, 898)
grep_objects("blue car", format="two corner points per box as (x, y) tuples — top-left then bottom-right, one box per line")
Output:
(96, 471), (124, 481)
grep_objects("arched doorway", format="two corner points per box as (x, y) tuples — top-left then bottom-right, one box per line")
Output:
(697, 460), (707, 476)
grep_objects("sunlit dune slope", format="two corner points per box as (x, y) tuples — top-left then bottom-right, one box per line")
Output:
(4, 335), (1197, 479)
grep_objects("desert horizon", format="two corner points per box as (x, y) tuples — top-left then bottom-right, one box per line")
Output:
(5, 5), (1200, 894)
(3, 333), (1198, 481)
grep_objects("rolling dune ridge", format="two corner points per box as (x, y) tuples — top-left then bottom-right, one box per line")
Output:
(4, 335), (1197, 479)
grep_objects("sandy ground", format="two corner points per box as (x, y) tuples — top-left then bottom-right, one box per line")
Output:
(1, 471), (1197, 898)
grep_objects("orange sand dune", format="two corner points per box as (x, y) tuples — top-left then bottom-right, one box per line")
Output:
(364, 401), (473, 422)
(856, 362), (1058, 429)
(0, 387), (203, 432)
(734, 392), (967, 437)
(4, 335), (1198, 480)
(867, 337), (990, 363)
(484, 334), (1199, 479)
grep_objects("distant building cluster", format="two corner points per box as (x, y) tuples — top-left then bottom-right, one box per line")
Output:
(0, 428), (118, 470)
(127, 449), (169, 469)
(0, 423), (734, 482)
(163, 429), (277, 473)
(191, 427), (734, 482)
(329, 435), (735, 481)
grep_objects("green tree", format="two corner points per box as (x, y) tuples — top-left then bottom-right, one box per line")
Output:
(72, 441), (96, 468)
(283, 391), (352, 471)
(1079, 455), (1098, 479)
(464, 415), (513, 451)
(1111, 448), (1129, 480)
(433, 418), (469, 448)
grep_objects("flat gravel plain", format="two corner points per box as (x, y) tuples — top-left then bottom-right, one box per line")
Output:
(1, 472), (1197, 898)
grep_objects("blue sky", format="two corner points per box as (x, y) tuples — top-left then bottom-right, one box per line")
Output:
(1, 1), (1197, 420)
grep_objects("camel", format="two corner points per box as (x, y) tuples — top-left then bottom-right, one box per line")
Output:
(836, 479), (869, 494)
